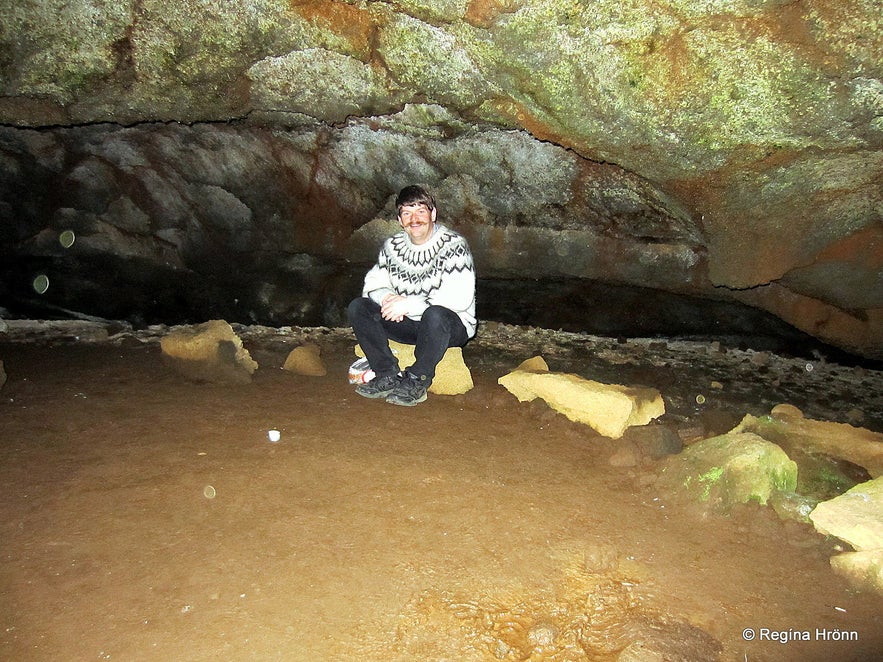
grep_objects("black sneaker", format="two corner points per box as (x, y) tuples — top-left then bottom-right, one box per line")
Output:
(355, 373), (400, 399)
(386, 371), (428, 406)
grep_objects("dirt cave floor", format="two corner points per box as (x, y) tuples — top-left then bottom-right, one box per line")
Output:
(1, 321), (882, 662)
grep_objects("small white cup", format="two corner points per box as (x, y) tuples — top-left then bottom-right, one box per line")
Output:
(268, 429), (281, 442)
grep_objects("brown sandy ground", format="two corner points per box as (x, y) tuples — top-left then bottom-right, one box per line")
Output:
(0, 323), (881, 661)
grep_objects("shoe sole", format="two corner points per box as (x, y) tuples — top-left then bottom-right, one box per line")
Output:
(385, 393), (428, 406)
(355, 387), (397, 399)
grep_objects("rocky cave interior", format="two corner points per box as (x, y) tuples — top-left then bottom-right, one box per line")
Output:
(0, 0), (880, 364)
(1, 1), (882, 660)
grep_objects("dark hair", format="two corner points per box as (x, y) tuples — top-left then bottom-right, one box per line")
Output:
(395, 185), (435, 214)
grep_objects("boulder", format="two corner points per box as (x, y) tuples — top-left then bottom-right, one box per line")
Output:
(283, 343), (327, 377)
(659, 432), (798, 510)
(810, 477), (883, 596)
(732, 404), (883, 478)
(810, 477), (883, 553)
(355, 340), (473, 395)
(498, 358), (664, 438)
(160, 320), (258, 384)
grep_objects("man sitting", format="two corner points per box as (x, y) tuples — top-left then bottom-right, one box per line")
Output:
(347, 185), (476, 406)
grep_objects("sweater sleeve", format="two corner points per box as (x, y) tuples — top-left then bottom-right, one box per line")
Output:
(425, 236), (476, 319)
(362, 248), (395, 305)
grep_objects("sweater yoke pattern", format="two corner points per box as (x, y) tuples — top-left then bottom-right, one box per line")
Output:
(383, 230), (474, 297)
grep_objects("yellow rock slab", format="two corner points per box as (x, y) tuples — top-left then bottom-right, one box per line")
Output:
(810, 476), (883, 552)
(498, 361), (664, 438)
(355, 340), (473, 395)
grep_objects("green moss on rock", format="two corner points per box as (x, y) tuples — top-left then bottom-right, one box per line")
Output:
(661, 432), (798, 510)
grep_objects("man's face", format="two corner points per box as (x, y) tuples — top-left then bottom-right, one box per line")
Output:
(398, 203), (436, 245)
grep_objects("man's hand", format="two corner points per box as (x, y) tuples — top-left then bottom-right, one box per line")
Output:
(380, 294), (409, 322)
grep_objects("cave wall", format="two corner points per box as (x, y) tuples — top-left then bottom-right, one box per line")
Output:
(0, 0), (880, 356)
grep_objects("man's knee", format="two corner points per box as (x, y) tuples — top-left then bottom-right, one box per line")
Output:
(420, 305), (468, 347)
(421, 305), (456, 329)
(347, 297), (373, 323)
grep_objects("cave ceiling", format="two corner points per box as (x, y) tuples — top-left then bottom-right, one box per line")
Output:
(0, 0), (881, 357)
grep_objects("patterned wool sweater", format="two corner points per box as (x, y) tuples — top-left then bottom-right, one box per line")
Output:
(362, 224), (477, 338)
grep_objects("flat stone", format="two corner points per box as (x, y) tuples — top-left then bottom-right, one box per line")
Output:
(355, 340), (473, 395)
(498, 359), (664, 438)
(809, 477), (883, 552)
(160, 319), (258, 384)
(283, 343), (327, 376)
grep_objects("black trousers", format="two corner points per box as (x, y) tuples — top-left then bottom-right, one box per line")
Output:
(347, 297), (469, 384)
